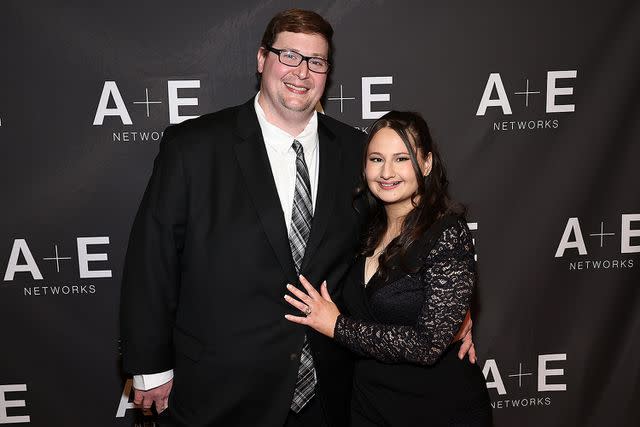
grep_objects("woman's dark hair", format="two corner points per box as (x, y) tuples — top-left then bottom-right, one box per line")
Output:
(356, 111), (465, 278)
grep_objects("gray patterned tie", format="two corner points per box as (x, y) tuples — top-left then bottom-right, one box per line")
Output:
(289, 139), (317, 412)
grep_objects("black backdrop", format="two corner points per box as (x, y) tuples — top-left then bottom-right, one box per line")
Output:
(1, 1), (639, 425)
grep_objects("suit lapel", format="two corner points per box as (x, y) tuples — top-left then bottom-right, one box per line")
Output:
(300, 115), (342, 273)
(233, 99), (298, 282)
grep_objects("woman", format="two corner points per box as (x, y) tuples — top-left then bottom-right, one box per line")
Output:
(285, 111), (492, 426)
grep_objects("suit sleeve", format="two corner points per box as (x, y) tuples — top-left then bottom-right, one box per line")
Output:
(120, 126), (188, 374)
(333, 223), (475, 365)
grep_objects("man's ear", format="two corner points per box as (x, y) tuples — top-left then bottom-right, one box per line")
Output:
(257, 47), (266, 73)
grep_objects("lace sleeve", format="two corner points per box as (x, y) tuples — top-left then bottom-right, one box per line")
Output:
(334, 223), (475, 365)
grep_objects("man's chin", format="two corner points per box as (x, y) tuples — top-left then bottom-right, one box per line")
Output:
(280, 99), (314, 114)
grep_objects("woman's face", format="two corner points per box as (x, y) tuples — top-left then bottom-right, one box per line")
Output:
(365, 127), (431, 215)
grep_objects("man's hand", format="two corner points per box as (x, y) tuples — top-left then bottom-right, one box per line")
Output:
(453, 310), (476, 363)
(133, 378), (173, 413)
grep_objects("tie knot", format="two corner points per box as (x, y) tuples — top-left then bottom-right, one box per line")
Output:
(292, 139), (304, 157)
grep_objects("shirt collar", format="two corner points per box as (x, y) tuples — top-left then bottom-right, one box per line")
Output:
(254, 92), (318, 156)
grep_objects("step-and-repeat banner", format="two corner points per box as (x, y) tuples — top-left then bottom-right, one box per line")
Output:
(1, 1), (638, 426)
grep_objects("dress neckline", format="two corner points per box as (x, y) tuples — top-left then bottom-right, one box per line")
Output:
(363, 256), (379, 286)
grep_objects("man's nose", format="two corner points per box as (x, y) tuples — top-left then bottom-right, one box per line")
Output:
(292, 60), (310, 79)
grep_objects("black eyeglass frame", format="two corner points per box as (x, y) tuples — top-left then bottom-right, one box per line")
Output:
(264, 45), (331, 74)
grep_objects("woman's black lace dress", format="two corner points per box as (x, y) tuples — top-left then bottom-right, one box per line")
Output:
(334, 215), (492, 426)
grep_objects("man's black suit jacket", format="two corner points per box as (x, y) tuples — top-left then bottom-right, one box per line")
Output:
(120, 98), (367, 426)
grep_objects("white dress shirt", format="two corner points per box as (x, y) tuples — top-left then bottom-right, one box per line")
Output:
(254, 92), (320, 228)
(133, 93), (320, 390)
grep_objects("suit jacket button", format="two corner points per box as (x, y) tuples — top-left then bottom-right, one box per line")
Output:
(290, 353), (298, 361)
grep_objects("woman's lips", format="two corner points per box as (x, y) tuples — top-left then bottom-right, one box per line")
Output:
(378, 181), (401, 190)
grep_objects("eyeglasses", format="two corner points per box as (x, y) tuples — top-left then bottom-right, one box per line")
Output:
(265, 45), (331, 74)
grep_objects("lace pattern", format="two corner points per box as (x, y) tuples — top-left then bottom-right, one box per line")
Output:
(334, 221), (475, 365)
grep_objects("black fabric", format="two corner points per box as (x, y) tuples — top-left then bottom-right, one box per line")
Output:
(120, 98), (366, 426)
(338, 216), (492, 426)
(284, 397), (327, 427)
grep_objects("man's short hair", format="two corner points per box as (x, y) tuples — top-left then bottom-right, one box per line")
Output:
(261, 9), (334, 57)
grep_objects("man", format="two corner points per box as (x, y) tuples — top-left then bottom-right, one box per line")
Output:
(120, 9), (474, 426)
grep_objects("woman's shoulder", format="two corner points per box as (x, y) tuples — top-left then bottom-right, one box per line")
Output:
(418, 214), (469, 244)
(414, 215), (474, 262)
